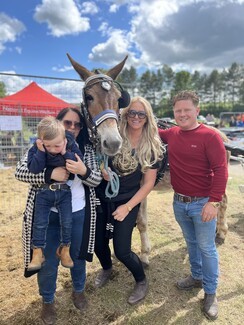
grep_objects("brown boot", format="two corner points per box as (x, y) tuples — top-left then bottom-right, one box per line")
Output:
(56, 245), (74, 268)
(72, 291), (88, 312)
(41, 302), (56, 325)
(128, 278), (148, 305)
(202, 293), (218, 320)
(176, 275), (202, 291)
(28, 248), (45, 271)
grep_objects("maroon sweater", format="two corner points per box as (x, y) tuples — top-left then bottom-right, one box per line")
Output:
(159, 124), (228, 202)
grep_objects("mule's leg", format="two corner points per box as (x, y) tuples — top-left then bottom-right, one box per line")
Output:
(137, 199), (151, 267)
(216, 193), (228, 245)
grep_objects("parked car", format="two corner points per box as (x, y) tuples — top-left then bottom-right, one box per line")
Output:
(219, 127), (244, 157)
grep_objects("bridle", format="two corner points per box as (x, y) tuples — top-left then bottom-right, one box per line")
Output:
(81, 73), (120, 148)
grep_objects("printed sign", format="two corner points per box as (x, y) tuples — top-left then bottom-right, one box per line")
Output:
(0, 115), (22, 131)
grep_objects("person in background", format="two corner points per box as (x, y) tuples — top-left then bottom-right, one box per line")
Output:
(229, 115), (237, 127)
(159, 90), (228, 320)
(94, 96), (164, 305)
(205, 113), (214, 123)
(27, 116), (83, 271)
(15, 108), (102, 325)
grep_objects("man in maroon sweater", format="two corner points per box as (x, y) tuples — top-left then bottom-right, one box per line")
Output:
(159, 90), (228, 320)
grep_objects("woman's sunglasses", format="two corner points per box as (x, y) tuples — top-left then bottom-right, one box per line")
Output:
(127, 110), (147, 119)
(63, 120), (82, 130)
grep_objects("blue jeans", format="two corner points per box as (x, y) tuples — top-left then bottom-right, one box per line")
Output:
(173, 197), (218, 294)
(32, 188), (72, 247)
(37, 208), (86, 303)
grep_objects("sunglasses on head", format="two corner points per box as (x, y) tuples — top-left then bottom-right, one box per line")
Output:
(127, 110), (147, 119)
(63, 120), (82, 130)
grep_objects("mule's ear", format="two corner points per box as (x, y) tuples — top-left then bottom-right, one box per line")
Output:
(67, 53), (93, 81)
(106, 55), (128, 80)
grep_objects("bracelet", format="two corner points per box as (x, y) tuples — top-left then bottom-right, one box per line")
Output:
(126, 204), (132, 212)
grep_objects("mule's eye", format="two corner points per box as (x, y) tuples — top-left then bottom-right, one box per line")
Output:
(86, 95), (93, 102)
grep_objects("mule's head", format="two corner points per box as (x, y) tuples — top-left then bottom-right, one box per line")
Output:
(67, 53), (129, 156)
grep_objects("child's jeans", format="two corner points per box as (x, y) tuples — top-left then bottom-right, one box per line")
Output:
(32, 187), (72, 248)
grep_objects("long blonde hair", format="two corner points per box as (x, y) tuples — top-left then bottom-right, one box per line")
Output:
(113, 96), (164, 174)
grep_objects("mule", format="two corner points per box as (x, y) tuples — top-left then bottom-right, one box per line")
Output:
(67, 53), (130, 157)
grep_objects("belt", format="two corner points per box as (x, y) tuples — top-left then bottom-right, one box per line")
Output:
(174, 193), (206, 203)
(38, 183), (70, 191)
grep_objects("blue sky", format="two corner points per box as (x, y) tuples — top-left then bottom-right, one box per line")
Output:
(1, 0), (244, 88)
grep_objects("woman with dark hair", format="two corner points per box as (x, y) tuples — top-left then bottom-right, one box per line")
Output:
(15, 107), (102, 324)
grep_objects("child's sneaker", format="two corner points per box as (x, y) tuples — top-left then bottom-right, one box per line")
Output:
(56, 245), (74, 268)
(28, 248), (45, 271)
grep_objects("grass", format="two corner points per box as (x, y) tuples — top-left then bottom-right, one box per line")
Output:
(0, 163), (243, 324)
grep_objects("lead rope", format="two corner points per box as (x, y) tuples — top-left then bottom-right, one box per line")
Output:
(98, 153), (120, 199)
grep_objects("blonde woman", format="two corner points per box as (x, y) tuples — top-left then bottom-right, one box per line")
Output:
(95, 96), (164, 305)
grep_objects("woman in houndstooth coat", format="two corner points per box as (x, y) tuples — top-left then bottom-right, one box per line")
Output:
(15, 107), (102, 321)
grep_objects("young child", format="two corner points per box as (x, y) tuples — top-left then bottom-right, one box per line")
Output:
(27, 116), (83, 271)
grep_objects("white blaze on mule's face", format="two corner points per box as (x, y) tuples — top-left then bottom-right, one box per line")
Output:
(85, 80), (122, 156)
(67, 53), (128, 156)
(97, 119), (122, 156)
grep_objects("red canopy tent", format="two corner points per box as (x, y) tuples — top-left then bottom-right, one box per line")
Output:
(0, 81), (76, 117)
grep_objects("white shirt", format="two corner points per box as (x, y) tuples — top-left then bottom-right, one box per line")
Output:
(51, 174), (85, 213)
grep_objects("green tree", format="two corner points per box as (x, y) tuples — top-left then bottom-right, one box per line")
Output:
(0, 81), (6, 97)
(139, 70), (164, 110)
(172, 71), (192, 95)
(162, 64), (174, 89)
(206, 70), (223, 107)
(239, 80), (244, 104)
(117, 66), (138, 96)
(227, 62), (242, 105)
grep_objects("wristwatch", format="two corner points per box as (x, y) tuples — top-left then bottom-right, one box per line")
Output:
(126, 204), (132, 212)
(209, 202), (221, 208)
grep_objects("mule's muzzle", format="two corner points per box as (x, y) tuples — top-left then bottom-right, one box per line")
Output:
(102, 138), (122, 156)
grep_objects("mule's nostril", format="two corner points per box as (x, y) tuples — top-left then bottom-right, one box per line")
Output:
(102, 139), (121, 154)
(103, 140), (108, 149)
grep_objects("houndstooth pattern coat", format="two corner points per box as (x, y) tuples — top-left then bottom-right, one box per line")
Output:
(15, 144), (102, 277)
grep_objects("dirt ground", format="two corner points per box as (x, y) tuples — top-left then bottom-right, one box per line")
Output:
(0, 161), (243, 324)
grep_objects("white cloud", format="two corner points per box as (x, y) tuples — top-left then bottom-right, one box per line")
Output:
(90, 0), (244, 71)
(15, 47), (22, 54)
(0, 71), (29, 95)
(52, 65), (74, 72)
(109, 4), (119, 13)
(33, 0), (90, 37)
(80, 1), (99, 15)
(88, 28), (132, 66)
(98, 22), (109, 36)
(0, 13), (26, 54)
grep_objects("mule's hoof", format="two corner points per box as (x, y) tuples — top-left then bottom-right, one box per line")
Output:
(141, 261), (149, 269)
(215, 236), (225, 245)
